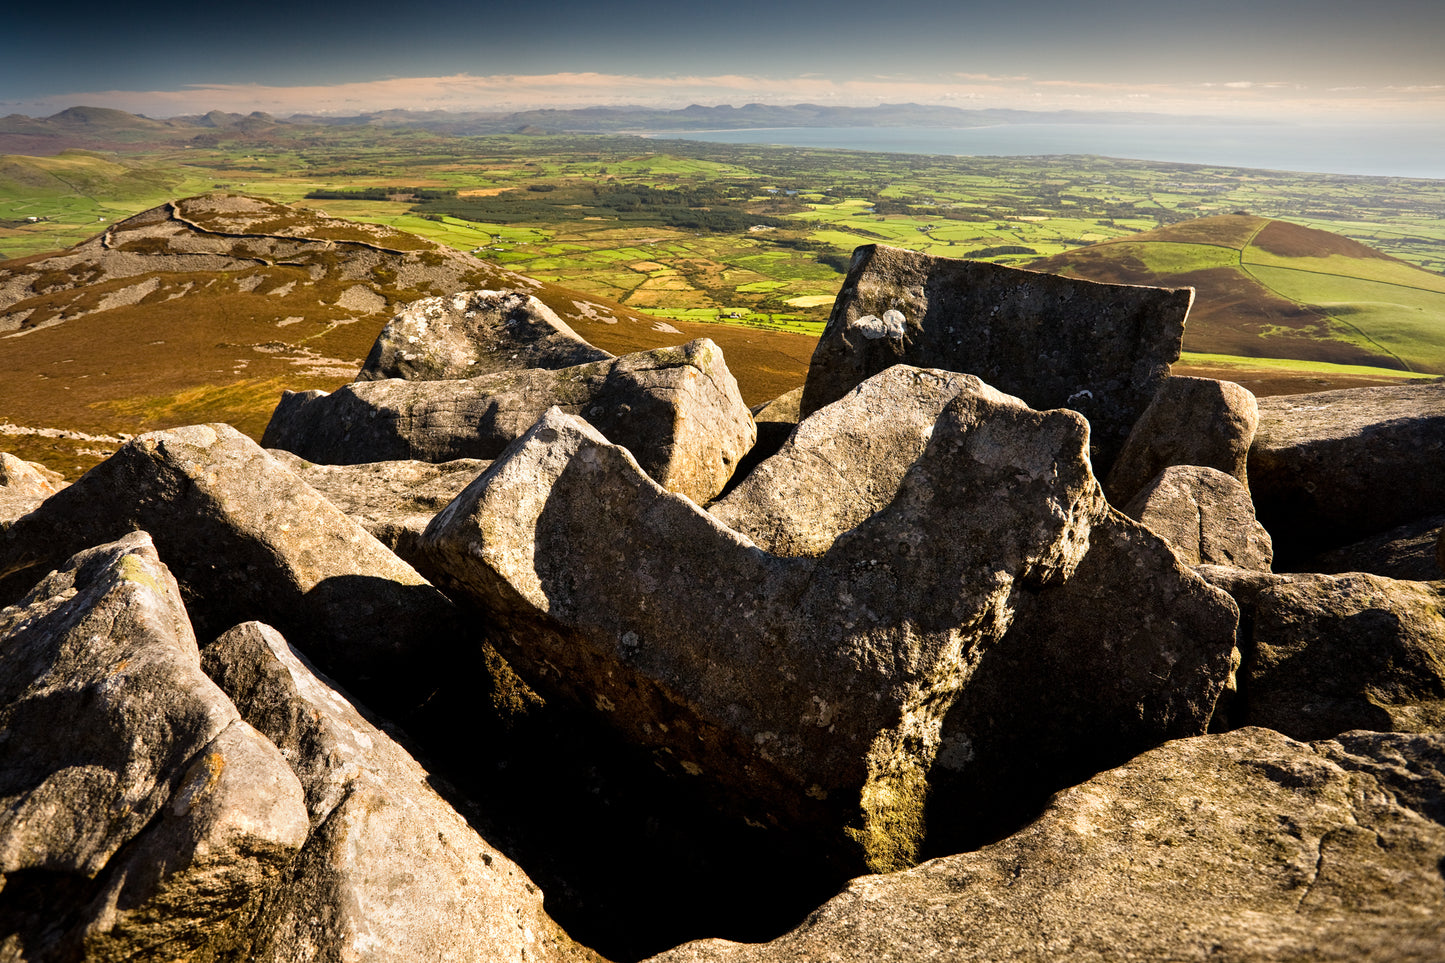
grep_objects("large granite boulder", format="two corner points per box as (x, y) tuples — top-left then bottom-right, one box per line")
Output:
(1249, 381), (1445, 564)
(264, 339), (755, 504)
(648, 728), (1445, 963)
(0, 533), (309, 960)
(0, 424), (466, 710)
(1305, 513), (1445, 581)
(1103, 375), (1257, 506)
(421, 383), (1108, 872)
(265, 450), (488, 573)
(927, 509), (1239, 854)
(0, 453), (66, 527)
(798, 245), (1192, 472)
(356, 288), (612, 382)
(1244, 572), (1445, 739)
(1122, 465), (1274, 570)
(201, 621), (599, 963)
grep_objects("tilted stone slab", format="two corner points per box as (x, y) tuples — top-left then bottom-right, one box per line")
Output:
(356, 288), (612, 382)
(647, 729), (1445, 963)
(799, 245), (1192, 472)
(264, 338), (755, 504)
(0, 452), (66, 527)
(202, 621), (599, 963)
(1123, 464), (1274, 571)
(1104, 375), (1257, 506)
(1306, 512), (1445, 581)
(1249, 381), (1445, 562)
(421, 391), (1105, 873)
(0, 533), (308, 961)
(0, 424), (465, 709)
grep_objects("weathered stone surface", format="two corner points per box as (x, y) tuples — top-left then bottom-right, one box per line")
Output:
(648, 728), (1445, 963)
(1306, 513), (1445, 581)
(798, 244), (1192, 471)
(726, 386), (805, 493)
(201, 621), (598, 963)
(927, 509), (1239, 854)
(0, 424), (466, 709)
(710, 367), (1005, 556)
(1122, 464), (1274, 570)
(1104, 375), (1257, 505)
(421, 388), (1106, 872)
(0, 453), (66, 527)
(265, 450), (489, 572)
(1249, 380), (1445, 563)
(1244, 572), (1445, 739)
(356, 288), (612, 382)
(264, 339), (755, 504)
(0, 532), (308, 960)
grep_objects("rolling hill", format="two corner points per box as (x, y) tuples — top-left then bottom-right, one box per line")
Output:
(1029, 214), (1445, 376)
(0, 193), (816, 478)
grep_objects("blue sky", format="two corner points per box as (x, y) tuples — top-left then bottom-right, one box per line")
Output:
(5, 0), (1443, 120)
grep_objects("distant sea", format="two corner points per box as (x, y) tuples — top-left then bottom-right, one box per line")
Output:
(643, 124), (1445, 180)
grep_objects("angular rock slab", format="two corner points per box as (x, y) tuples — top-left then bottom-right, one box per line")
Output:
(1104, 375), (1257, 506)
(647, 729), (1445, 963)
(357, 288), (612, 382)
(1244, 572), (1445, 739)
(1123, 464), (1274, 570)
(0, 533), (308, 961)
(202, 621), (598, 963)
(0, 424), (465, 708)
(1306, 512), (1445, 581)
(928, 509), (1239, 853)
(0, 453), (66, 527)
(1249, 381), (1445, 561)
(799, 244), (1193, 472)
(264, 339), (755, 504)
(422, 391), (1105, 873)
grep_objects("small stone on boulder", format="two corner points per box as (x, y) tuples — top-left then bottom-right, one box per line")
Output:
(1122, 465), (1274, 570)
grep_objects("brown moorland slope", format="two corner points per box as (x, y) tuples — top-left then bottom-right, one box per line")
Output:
(0, 193), (814, 478)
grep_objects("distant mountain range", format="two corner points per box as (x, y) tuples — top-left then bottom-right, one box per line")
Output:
(0, 103), (1261, 154)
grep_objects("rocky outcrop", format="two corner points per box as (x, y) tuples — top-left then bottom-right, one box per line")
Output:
(0, 453), (65, 526)
(420, 384), (1108, 872)
(200, 621), (597, 963)
(356, 289), (612, 382)
(265, 450), (488, 571)
(263, 339), (755, 504)
(648, 728), (1445, 963)
(1122, 465), (1274, 570)
(0, 423), (466, 710)
(1249, 381), (1445, 563)
(1306, 513), (1445, 581)
(1103, 375), (1257, 506)
(798, 244), (1192, 472)
(0, 533), (309, 961)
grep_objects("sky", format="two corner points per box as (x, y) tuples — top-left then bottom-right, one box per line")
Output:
(4, 0), (1443, 122)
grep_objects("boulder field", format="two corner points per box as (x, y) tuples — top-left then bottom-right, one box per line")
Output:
(3, 244), (1443, 962)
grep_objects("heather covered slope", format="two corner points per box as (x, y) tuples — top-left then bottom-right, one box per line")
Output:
(1030, 214), (1445, 375)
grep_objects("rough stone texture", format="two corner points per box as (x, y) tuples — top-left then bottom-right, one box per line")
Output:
(798, 244), (1192, 472)
(927, 509), (1240, 854)
(0, 424), (466, 710)
(0, 532), (308, 961)
(265, 450), (489, 573)
(710, 367), (1004, 555)
(725, 386), (805, 495)
(264, 339), (755, 504)
(1244, 572), (1445, 740)
(0, 454), (66, 527)
(1306, 513), (1445, 581)
(1249, 381), (1445, 563)
(356, 288), (613, 382)
(201, 621), (599, 963)
(1122, 464), (1274, 570)
(647, 728), (1445, 963)
(420, 390), (1106, 873)
(1104, 375), (1258, 506)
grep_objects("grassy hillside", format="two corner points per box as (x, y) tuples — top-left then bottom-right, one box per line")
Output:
(1030, 214), (1445, 374)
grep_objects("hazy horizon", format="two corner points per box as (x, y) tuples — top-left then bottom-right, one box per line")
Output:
(5, 0), (1443, 124)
